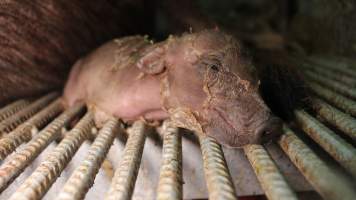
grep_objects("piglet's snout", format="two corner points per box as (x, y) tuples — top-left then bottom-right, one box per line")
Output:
(255, 116), (283, 143)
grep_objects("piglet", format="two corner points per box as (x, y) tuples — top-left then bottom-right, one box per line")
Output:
(64, 30), (288, 147)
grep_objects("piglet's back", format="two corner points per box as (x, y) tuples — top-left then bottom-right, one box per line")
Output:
(63, 36), (166, 125)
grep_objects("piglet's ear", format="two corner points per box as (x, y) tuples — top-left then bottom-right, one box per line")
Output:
(137, 44), (166, 75)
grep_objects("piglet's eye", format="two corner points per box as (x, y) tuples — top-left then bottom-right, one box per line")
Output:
(200, 55), (222, 73)
(209, 64), (219, 72)
(205, 58), (221, 72)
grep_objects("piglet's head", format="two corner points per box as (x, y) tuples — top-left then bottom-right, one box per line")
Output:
(138, 30), (282, 147)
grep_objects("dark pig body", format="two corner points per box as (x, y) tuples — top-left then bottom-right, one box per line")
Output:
(64, 30), (285, 147)
(0, 0), (151, 105)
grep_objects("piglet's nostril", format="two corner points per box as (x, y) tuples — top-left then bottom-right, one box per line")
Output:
(256, 117), (283, 143)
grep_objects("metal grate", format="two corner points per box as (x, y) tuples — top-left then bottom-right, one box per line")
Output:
(0, 56), (355, 200)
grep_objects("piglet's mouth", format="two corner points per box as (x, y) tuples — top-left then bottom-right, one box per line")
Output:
(204, 107), (248, 147)
(211, 108), (239, 133)
(205, 107), (283, 147)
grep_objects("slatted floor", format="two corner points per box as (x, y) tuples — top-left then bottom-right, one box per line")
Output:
(0, 56), (355, 200)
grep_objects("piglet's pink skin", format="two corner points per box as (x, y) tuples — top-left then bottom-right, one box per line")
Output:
(63, 30), (282, 147)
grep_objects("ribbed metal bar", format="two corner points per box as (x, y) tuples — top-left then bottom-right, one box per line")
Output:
(0, 99), (63, 161)
(8, 112), (94, 200)
(105, 121), (146, 200)
(0, 99), (30, 123)
(198, 134), (238, 200)
(309, 56), (356, 71)
(295, 110), (356, 177)
(305, 71), (356, 99)
(279, 125), (356, 200)
(308, 81), (356, 116)
(56, 118), (120, 200)
(331, 57), (356, 70)
(244, 144), (297, 200)
(0, 103), (84, 192)
(302, 64), (356, 86)
(308, 57), (356, 79)
(0, 92), (58, 135)
(313, 98), (356, 140)
(157, 121), (182, 200)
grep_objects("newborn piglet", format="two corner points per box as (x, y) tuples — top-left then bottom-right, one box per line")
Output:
(63, 30), (299, 147)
